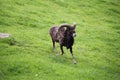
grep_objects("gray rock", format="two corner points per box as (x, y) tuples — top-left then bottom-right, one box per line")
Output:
(0, 33), (11, 38)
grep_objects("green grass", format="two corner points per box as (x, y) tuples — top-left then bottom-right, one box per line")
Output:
(0, 0), (120, 80)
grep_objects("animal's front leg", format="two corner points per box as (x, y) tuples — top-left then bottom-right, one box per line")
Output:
(60, 45), (64, 55)
(70, 47), (77, 64)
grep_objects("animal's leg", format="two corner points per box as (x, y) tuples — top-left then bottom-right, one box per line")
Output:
(60, 45), (64, 55)
(70, 47), (77, 64)
(52, 39), (56, 51)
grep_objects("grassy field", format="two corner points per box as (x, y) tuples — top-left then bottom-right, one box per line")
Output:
(0, 0), (120, 80)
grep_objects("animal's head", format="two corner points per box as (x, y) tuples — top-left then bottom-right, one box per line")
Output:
(68, 23), (77, 37)
(58, 23), (77, 38)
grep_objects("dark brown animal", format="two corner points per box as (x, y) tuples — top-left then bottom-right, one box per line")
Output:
(49, 23), (77, 64)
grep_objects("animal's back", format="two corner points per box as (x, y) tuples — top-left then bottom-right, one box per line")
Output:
(49, 26), (59, 42)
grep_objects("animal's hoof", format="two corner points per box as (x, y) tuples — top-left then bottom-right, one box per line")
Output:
(73, 60), (77, 64)
(74, 62), (77, 64)
(61, 53), (64, 55)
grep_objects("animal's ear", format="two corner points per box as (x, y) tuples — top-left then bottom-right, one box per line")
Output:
(72, 22), (77, 29)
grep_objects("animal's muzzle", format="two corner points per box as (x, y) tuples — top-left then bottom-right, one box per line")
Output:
(73, 33), (76, 37)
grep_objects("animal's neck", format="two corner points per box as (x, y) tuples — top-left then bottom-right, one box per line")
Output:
(63, 31), (74, 49)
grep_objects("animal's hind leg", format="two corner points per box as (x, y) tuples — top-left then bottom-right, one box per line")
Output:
(60, 45), (64, 55)
(70, 47), (77, 64)
(52, 39), (55, 51)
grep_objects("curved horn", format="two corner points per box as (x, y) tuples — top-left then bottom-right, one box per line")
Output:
(72, 22), (77, 29)
(59, 24), (71, 30)
(58, 24), (72, 38)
